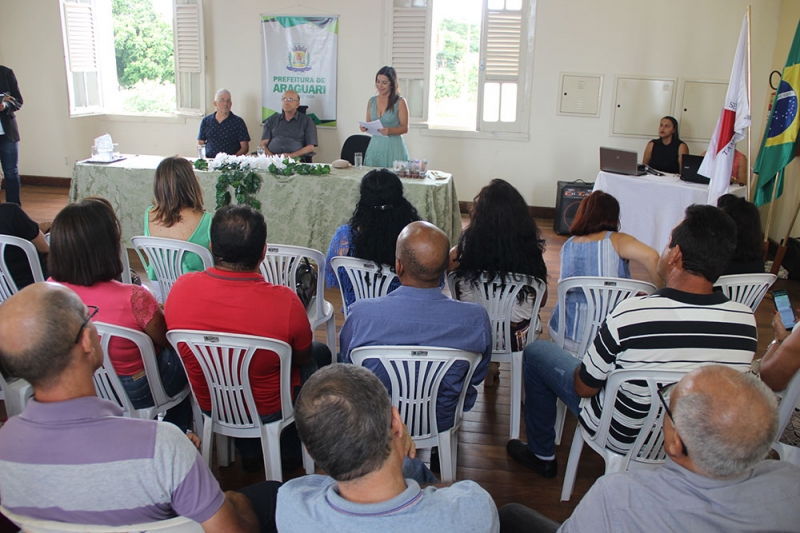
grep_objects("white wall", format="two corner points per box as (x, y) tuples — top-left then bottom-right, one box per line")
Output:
(0, 0), (787, 216)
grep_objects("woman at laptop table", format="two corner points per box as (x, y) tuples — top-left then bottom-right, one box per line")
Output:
(643, 116), (689, 174)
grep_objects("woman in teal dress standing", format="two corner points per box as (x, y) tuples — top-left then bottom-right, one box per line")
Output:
(361, 66), (409, 167)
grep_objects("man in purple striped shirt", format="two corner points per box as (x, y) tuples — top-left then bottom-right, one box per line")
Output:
(0, 283), (260, 532)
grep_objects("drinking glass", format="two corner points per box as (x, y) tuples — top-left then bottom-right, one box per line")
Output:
(197, 145), (206, 159)
(256, 146), (265, 157)
(354, 152), (363, 168)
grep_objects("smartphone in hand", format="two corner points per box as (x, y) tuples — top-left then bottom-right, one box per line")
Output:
(773, 289), (796, 329)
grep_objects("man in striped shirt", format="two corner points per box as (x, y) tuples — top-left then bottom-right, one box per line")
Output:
(507, 205), (758, 478)
(0, 283), (263, 532)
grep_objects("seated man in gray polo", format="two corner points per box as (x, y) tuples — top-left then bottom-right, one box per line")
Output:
(0, 283), (268, 532)
(260, 90), (317, 159)
(276, 364), (500, 533)
(499, 365), (800, 533)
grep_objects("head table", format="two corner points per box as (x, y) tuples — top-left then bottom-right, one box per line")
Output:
(70, 155), (461, 253)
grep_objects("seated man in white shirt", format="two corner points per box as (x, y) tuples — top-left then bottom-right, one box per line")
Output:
(276, 364), (500, 533)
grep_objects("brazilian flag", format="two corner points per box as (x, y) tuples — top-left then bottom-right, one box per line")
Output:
(755, 20), (800, 206)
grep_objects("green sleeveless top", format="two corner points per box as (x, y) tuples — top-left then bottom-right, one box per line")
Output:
(143, 206), (212, 280)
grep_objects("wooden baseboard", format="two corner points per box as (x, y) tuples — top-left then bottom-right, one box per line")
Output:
(20, 175), (71, 187)
(459, 200), (555, 219)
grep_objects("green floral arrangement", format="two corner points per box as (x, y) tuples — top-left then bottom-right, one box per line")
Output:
(193, 154), (331, 210)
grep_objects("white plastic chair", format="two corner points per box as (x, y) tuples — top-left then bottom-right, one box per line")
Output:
(260, 244), (336, 360)
(713, 273), (777, 312)
(330, 256), (399, 317)
(447, 271), (546, 440)
(550, 276), (658, 444)
(0, 373), (33, 418)
(94, 322), (191, 421)
(131, 236), (213, 302)
(166, 330), (313, 481)
(772, 366), (800, 466)
(351, 346), (482, 483)
(560, 368), (688, 501)
(0, 234), (44, 302)
(0, 505), (203, 532)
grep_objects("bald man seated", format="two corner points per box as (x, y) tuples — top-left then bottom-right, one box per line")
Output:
(499, 365), (800, 533)
(339, 221), (492, 431)
(0, 283), (279, 532)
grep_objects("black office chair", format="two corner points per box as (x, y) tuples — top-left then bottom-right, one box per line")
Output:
(341, 135), (371, 165)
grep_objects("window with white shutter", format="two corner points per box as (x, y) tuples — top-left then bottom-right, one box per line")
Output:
(390, 0), (431, 120)
(61, 0), (102, 113)
(174, 0), (204, 114)
(60, 0), (205, 117)
(388, 0), (534, 133)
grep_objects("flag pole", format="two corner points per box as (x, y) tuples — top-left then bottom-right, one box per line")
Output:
(746, 5), (753, 201)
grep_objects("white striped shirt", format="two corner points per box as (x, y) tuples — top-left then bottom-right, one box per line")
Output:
(578, 288), (757, 453)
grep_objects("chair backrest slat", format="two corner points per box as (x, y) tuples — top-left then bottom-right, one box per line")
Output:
(714, 273), (777, 312)
(554, 277), (658, 358)
(351, 346), (481, 441)
(260, 244), (327, 320)
(0, 235), (44, 302)
(590, 369), (688, 468)
(131, 236), (213, 301)
(448, 272), (546, 356)
(330, 256), (399, 316)
(166, 330), (293, 436)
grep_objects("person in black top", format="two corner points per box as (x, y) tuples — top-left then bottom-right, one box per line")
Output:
(643, 116), (688, 174)
(0, 65), (23, 205)
(0, 203), (48, 289)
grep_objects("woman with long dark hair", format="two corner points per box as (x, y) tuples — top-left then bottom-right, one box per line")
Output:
(361, 66), (409, 167)
(450, 179), (548, 383)
(717, 193), (765, 275)
(325, 169), (421, 309)
(643, 116), (689, 173)
(549, 190), (661, 352)
(49, 197), (191, 430)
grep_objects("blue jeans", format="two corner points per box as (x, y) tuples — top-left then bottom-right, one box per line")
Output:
(0, 136), (20, 205)
(523, 340), (583, 457)
(118, 346), (192, 431)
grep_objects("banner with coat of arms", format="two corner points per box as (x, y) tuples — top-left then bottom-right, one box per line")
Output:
(261, 16), (338, 127)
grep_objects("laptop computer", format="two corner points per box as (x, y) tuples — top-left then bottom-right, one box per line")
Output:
(680, 154), (709, 184)
(599, 147), (647, 176)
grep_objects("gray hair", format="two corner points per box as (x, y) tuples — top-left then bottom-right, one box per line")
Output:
(214, 88), (231, 101)
(673, 369), (778, 478)
(294, 364), (393, 481)
(0, 285), (85, 387)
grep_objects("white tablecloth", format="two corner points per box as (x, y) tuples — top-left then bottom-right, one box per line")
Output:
(593, 171), (746, 252)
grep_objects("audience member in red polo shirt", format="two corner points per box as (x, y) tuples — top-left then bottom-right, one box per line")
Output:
(165, 205), (331, 468)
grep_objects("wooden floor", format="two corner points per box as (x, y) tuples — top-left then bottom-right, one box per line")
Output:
(14, 184), (797, 524)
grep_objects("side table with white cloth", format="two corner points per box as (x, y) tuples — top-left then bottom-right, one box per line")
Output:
(70, 155), (461, 253)
(593, 171), (746, 252)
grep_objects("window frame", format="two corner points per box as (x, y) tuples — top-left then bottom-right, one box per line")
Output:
(387, 0), (535, 136)
(59, 0), (205, 118)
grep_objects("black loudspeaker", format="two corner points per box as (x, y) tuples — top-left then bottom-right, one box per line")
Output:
(554, 180), (594, 235)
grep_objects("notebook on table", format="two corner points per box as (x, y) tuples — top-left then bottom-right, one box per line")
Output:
(599, 147), (647, 176)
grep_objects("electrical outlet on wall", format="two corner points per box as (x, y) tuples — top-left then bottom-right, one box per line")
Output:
(64, 156), (70, 166)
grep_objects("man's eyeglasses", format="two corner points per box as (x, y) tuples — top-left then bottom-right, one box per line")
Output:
(282, 97), (298, 102)
(656, 383), (688, 456)
(74, 305), (99, 344)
